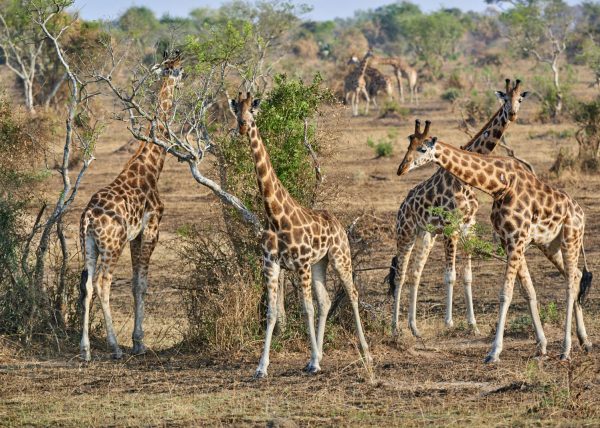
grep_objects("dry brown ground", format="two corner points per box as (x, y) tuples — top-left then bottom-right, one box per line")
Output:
(2, 74), (600, 426)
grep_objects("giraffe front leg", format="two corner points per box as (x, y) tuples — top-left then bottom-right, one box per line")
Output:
(255, 242), (280, 379)
(516, 260), (547, 358)
(407, 232), (434, 338)
(299, 265), (321, 374)
(462, 254), (480, 335)
(485, 242), (522, 363)
(443, 235), (458, 329)
(391, 239), (415, 337)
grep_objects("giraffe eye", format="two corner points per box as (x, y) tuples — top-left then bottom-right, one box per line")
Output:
(416, 146), (426, 153)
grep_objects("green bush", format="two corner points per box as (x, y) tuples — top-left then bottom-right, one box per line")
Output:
(367, 129), (397, 158)
(441, 88), (461, 102)
(220, 73), (334, 213)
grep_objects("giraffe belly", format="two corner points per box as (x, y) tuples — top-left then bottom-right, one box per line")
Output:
(529, 222), (562, 246)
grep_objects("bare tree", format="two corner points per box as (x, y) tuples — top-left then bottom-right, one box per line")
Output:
(494, 0), (574, 117)
(15, 1), (102, 336)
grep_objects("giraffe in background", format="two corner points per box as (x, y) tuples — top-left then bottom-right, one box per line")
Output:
(229, 92), (371, 378)
(388, 80), (529, 338)
(347, 54), (394, 109)
(343, 50), (372, 116)
(397, 126), (593, 363)
(370, 54), (418, 104)
(78, 51), (183, 361)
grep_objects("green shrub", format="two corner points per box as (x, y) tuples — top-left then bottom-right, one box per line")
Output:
(441, 88), (461, 102)
(220, 73), (334, 213)
(378, 100), (410, 119)
(367, 129), (397, 158)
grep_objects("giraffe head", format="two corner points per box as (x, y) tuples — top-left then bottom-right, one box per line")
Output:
(154, 50), (184, 85)
(396, 119), (433, 176)
(229, 92), (261, 135)
(495, 78), (529, 121)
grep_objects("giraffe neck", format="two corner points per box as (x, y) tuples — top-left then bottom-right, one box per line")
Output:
(358, 57), (370, 78)
(126, 77), (176, 180)
(461, 105), (511, 155)
(433, 141), (511, 197)
(248, 121), (297, 225)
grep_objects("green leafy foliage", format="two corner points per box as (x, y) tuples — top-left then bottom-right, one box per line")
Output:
(367, 129), (397, 158)
(425, 207), (505, 259)
(221, 73), (334, 213)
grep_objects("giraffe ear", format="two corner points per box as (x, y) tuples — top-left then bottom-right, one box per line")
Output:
(251, 98), (261, 111)
(495, 91), (507, 100)
(229, 99), (238, 114)
(520, 91), (530, 99)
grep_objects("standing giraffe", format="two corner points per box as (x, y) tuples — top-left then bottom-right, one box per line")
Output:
(78, 51), (183, 361)
(396, 127), (593, 362)
(388, 80), (529, 338)
(347, 55), (394, 109)
(344, 50), (372, 116)
(370, 55), (418, 104)
(229, 92), (371, 378)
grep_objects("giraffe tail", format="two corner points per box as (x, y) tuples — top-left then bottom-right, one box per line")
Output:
(578, 246), (593, 305)
(386, 256), (399, 296)
(79, 210), (91, 308)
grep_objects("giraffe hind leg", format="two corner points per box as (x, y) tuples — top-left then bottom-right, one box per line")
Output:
(311, 257), (330, 365)
(80, 234), (97, 361)
(130, 214), (161, 356)
(330, 246), (372, 367)
(407, 232), (435, 338)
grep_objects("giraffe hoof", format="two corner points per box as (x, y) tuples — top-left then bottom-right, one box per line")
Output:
(484, 355), (499, 364)
(253, 369), (268, 380)
(303, 364), (320, 375)
(132, 343), (147, 355)
(559, 353), (571, 362)
(583, 342), (593, 353)
(112, 348), (123, 360)
(445, 320), (454, 329)
(80, 350), (91, 362)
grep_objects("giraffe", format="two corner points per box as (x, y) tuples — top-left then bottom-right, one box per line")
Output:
(396, 126), (593, 362)
(388, 79), (529, 338)
(370, 55), (418, 104)
(343, 50), (372, 116)
(78, 51), (183, 361)
(229, 92), (371, 378)
(347, 55), (393, 109)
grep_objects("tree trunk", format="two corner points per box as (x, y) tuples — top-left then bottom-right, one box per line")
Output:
(23, 78), (36, 114)
(551, 59), (563, 117)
